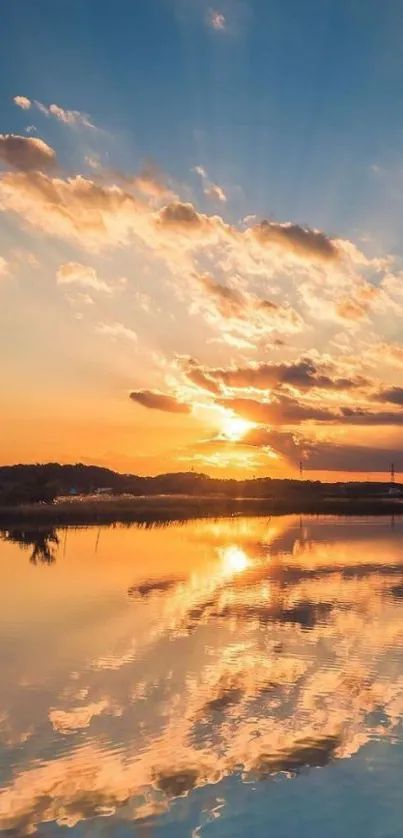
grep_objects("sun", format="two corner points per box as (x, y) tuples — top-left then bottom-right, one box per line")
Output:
(220, 415), (256, 441)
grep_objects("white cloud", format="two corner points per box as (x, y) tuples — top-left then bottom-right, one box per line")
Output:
(57, 262), (111, 293)
(209, 10), (226, 30)
(35, 101), (95, 129)
(194, 165), (207, 179)
(205, 183), (227, 202)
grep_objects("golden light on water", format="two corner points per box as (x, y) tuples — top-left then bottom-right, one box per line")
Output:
(221, 545), (249, 574)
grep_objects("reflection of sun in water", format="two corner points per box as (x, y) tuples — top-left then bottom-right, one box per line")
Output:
(222, 545), (249, 574)
(220, 416), (256, 441)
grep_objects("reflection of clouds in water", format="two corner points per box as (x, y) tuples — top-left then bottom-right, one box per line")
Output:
(1, 518), (403, 832)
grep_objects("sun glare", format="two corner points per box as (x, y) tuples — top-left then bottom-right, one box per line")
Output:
(220, 416), (256, 441)
(222, 545), (249, 574)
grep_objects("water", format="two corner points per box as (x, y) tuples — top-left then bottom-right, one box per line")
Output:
(1, 516), (403, 837)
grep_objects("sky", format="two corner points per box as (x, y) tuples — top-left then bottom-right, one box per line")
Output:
(2, 0), (403, 480)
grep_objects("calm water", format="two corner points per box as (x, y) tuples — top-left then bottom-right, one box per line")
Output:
(1, 516), (403, 837)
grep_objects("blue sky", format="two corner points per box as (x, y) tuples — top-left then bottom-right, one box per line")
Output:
(3, 0), (403, 246)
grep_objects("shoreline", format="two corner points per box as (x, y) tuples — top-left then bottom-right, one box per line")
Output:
(0, 493), (402, 528)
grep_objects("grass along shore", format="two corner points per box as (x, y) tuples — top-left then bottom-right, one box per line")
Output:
(0, 492), (402, 528)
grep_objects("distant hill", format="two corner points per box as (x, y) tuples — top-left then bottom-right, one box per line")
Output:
(0, 462), (401, 506)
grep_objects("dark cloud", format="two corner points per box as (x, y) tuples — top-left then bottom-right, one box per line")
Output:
(188, 357), (368, 393)
(243, 427), (403, 472)
(130, 390), (191, 414)
(253, 220), (338, 261)
(340, 407), (403, 425)
(182, 358), (222, 395)
(373, 386), (403, 406)
(217, 395), (336, 424)
(0, 134), (56, 171)
(219, 393), (403, 428)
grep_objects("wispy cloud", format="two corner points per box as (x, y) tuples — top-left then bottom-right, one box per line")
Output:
(204, 183), (227, 203)
(13, 95), (96, 129)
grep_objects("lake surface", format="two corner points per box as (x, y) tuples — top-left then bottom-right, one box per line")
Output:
(1, 516), (403, 837)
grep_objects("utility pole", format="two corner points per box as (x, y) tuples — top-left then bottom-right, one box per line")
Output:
(300, 460), (303, 479)
(391, 462), (395, 484)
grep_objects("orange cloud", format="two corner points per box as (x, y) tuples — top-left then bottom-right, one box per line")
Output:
(130, 390), (192, 413)
(13, 95), (32, 110)
(0, 171), (143, 249)
(0, 135), (56, 171)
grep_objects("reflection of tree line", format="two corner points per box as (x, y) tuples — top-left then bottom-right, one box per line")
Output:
(1, 529), (59, 564)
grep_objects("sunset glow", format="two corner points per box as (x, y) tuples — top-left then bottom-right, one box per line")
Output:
(219, 416), (256, 442)
(1, 1), (403, 481)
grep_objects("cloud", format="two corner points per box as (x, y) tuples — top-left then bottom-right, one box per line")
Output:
(35, 100), (95, 129)
(0, 135), (56, 171)
(96, 322), (138, 342)
(131, 166), (172, 199)
(194, 165), (207, 179)
(182, 358), (222, 395)
(250, 430), (403, 472)
(209, 10), (226, 30)
(13, 94), (95, 128)
(13, 95), (32, 110)
(240, 427), (401, 472)
(373, 386), (403, 406)
(193, 274), (303, 335)
(130, 390), (191, 413)
(252, 220), (338, 262)
(0, 171), (143, 250)
(57, 262), (111, 293)
(156, 201), (228, 243)
(218, 395), (337, 425)
(193, 166), (227, 203)
(204, 183), (227, 203)
(219, 394), (403, 427)
(186, 357), (369, 394)
(377, 342), (403, 368)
